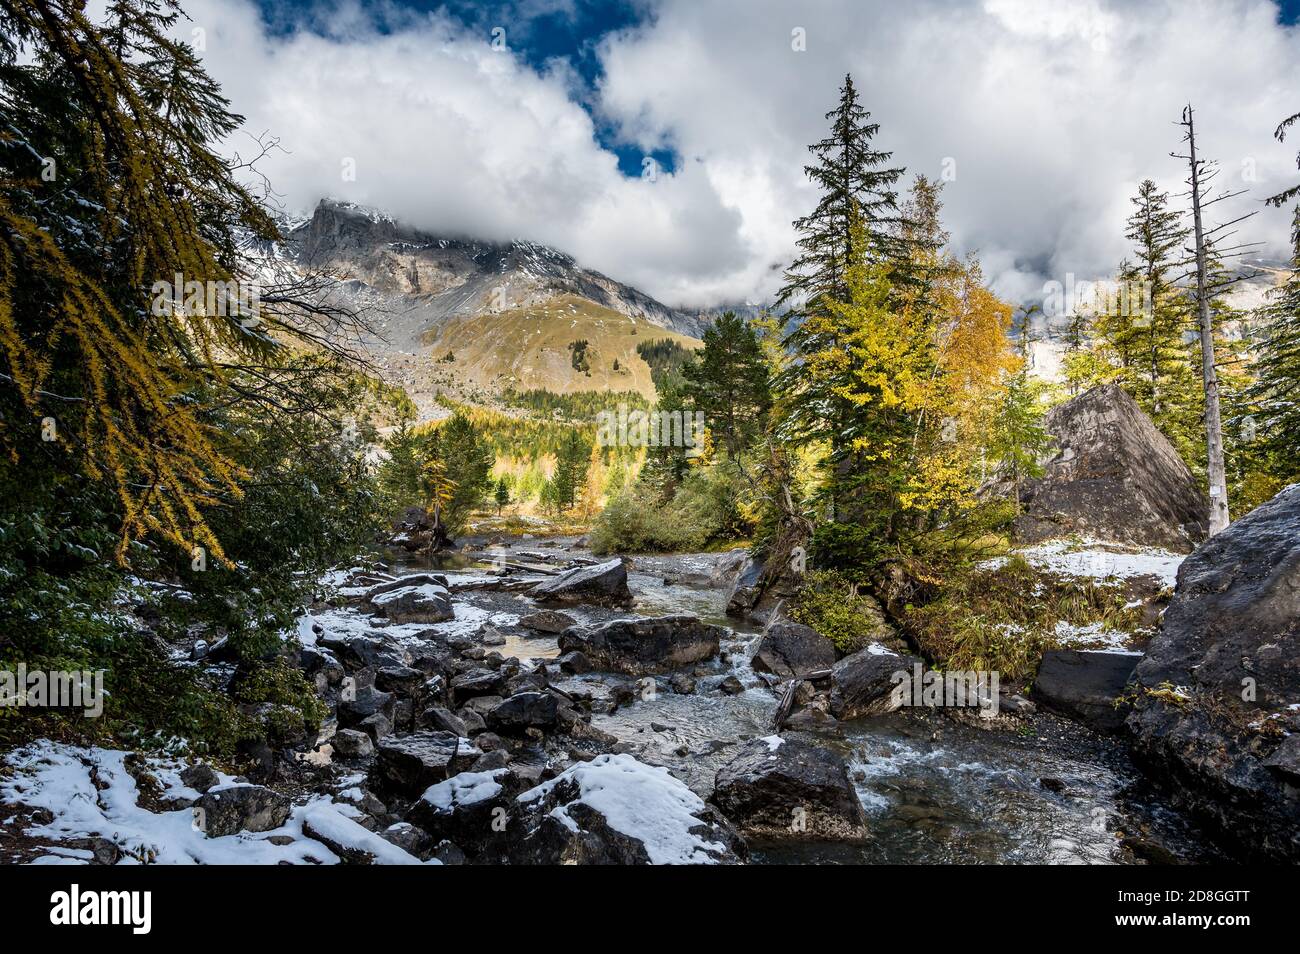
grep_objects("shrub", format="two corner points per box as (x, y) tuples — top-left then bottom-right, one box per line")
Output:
(791, 570), (899, 654)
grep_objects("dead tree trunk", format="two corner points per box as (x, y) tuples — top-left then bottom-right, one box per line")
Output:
(1180, 105), (1231, 536)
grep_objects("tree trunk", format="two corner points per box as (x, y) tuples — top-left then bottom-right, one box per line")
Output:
(1184, 106), (1231, 536)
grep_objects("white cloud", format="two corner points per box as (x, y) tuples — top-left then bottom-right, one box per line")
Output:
(164, 0), (1299, 308)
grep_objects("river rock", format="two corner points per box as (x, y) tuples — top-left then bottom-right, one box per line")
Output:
(485, 691), (560, 733)
(338, 687), (396, 730)
(408, 768), (523, 857)
(192, 784), (291, 837)
(507, 753), (746, 864)
(829, 644), (916, 720)
(752, 621), (837, 680)
(519, 610), (577, 634)
(1126, 484), (1300, 861)
(1034, 649), (1141, 732)
(557, 614), (724, 675)
(989, 383), (1207, 551)
(367, 581), (454, 624)
(331, 728), (374, 759)
(372, 731), (476, 797)
(710, 736), (867, 839)
(530, 558), (633, 608)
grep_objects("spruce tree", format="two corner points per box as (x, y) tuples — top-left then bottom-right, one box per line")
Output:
(681, 312), (771, 459)
(1249, 208), (1300, 480)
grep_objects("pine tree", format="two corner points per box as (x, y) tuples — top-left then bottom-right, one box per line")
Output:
(548, 428), (590, 512)
(778, 73), (909, 316)
(494, 476), (510, 515)
(681, 311), (770, 459)
(1121, 180), (1191, 422)
(987, 368), (1053, 509)
(1249, 208), (1300, 480)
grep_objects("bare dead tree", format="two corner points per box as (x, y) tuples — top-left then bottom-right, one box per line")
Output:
(1172, 105), (1260, 536)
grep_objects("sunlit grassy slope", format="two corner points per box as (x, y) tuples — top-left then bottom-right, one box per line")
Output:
(422, 294), (700, 399)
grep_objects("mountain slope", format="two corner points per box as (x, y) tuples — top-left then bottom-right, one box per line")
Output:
(281, 200), (703, 413)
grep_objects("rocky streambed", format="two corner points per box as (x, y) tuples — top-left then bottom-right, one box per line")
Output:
(0, 536), (1244, 865)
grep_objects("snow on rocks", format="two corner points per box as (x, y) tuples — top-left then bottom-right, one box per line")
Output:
(0, 742), (428, 865)
(511, 753), (745, 865)
(1011, 539), (1184, 588)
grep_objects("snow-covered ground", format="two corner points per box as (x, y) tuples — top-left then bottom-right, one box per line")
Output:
(988, 538), (1185, 588)
(0, 742), (429, 865)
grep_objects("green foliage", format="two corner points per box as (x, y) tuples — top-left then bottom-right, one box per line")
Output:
(503, 387), (648, 420)
(568, 339), (591, 373)
(636, 338), (695, 391)
(987, 369), (1053, 507)
(494, 476), (510, 514)
(590, 463), (752, 554)
(903, 555), (1142, 682)
(378, 411), (493, 537)
(545, 428), (590, 512)
(791, 570), (898, 654)
(682, 311), (771, 458)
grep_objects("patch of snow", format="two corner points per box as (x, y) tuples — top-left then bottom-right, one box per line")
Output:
(866, 642), (898, 656)
(420, 769), (506, 811)
(0, 742), (427, 865)
(1003, 539), (1185, 588)
(759, 735), (784, 752)
(517, 753), (727, 865)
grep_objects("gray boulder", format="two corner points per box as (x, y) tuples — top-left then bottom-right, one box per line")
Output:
(829, 645), (917, 720)
(367, 579), (454, 624)
(192, 784), (290, 837)
(1034, 649), (1141, 732)
(518, 609), (577, 634)
(752, 621), (837, 680)
(990, 383), (1207, 551)
(372, 732), (476, 797)
(557, 614), (724, 675)
(508, 754), (746, 864)
(1126, 484), (1300, 861)
(485, 691), (560, 733)
(530, 558), (633, 608)
(710, 736), (867, 839)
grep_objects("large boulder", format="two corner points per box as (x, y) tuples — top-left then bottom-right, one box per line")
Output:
(484, 692), (560, 734)
(1126, 484), (1300, 861)
(408, 768), (523, 856)
(192, 784), (290, 837)
(518, 610), (577, 634)
(557, 615), (724, 675)
(710, 736), (867, 839)
(752, 621), (837, 680)
(829, 645), (918, 720)
(530, 558), (632, 608)
(990, 383), (1207, 552)
(367, 580), (454, 624)
(372, 732), (476, 797)
(508, 754), (746, 864)
(1034, 649), (1141, 732)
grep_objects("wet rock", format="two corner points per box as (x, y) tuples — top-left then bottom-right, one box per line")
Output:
(380, 822), (430, 857)
(331, 728), (374, 760)
(668, 673), (697, 695)
(828, 645), (917, 720)
(530, 558), (633, 608)
(368, 581), (454, 624)
(508, 754), (746, 864)
(557, 651), (591, 674)
(372, 732), (476, 797)
(718, 675), (746, 696)
(710, 736), (867, 839)
(193, 784), (291, 837)
(988, 383), (1207, 551)
(1034, 649), (1141, 732)
(557, 614), (724, 676)
(519, 609), (578, 634)
(479, 625), (508, 647)
(1127, 484), (1300, 861)
(485, 691), (560, 734)
(752, 621), (837, 680)
(375, 665), (426, 697)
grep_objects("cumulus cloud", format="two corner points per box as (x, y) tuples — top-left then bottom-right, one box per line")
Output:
(159, 0), (1299, 308)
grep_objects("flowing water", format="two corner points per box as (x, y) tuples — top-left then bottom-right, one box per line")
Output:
(386, 541), (1218, 865)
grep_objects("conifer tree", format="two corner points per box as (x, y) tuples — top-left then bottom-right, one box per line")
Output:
(681, 312), (770, 459)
